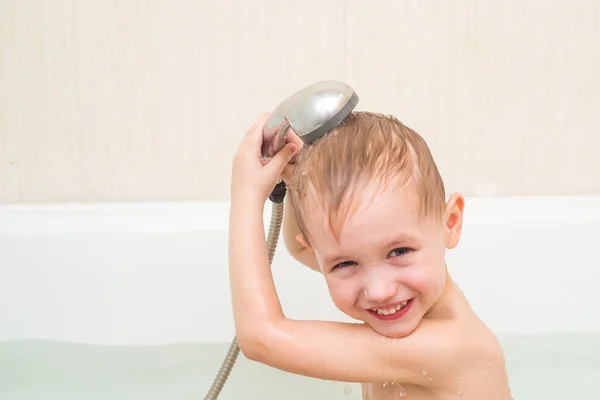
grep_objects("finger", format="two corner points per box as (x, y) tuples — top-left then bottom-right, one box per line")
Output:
(261, 157), (272, 166)
(253, 113), (271, 142)
(241, 113), (271, 149)
(285, 129), (304, 148)
(266, 142), (297, 175)
(284, 130), (303, 163)
(281, 163), (294, 183)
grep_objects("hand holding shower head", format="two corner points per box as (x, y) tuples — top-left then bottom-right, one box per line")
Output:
(261, 80), (359, 159)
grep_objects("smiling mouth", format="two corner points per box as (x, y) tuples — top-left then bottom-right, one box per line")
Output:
(367, 298), (414, 321)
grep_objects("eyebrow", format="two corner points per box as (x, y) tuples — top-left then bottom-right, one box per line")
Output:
(380, 234), (419, 248)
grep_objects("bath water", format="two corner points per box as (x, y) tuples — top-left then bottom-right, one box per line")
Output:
(1, 334), (598, 399)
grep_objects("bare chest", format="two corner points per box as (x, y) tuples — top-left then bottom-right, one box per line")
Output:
(360, 369), (511, 400)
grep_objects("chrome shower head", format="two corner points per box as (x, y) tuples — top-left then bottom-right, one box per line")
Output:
(261, 80), (359, 159)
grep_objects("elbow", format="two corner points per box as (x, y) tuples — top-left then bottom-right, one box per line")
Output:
(236, 329), (271, 362)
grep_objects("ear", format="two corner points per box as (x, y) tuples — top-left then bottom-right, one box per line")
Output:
(296, 234), (315, 255)
(444, 193), (465, 249)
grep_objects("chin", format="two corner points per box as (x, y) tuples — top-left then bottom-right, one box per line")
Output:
(371, 323), (417, 338)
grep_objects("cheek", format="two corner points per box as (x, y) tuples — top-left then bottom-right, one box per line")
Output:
(401, 256), (446, 296)
(324, 278), (358, 309)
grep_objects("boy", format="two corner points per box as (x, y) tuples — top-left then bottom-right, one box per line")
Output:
(229, 112), (512, 399)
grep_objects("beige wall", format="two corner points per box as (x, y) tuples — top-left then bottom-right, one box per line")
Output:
(1, 0), (598, 203)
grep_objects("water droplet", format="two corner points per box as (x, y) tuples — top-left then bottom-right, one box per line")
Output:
(301, 171), (308, 176)
(332, 380), (338, 383)
(344, 386), (352, 395)
(422, 370), (428, 375)
(456, 390), (462, 395)
(486, 362), (492, 367)
(428, 377), (433, 382)
(385, 382), (407, 397)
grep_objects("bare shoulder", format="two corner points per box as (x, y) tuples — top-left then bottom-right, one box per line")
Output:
(363, 318), (511, 399)
(430, 317), (512, 398)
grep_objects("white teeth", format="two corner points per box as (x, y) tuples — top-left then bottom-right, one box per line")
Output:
(372, 300), (409, 315)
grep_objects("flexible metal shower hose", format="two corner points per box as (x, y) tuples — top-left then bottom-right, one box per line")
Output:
(203, 199), (285, 400)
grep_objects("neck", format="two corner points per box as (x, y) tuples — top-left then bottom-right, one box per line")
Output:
(425, 266), (460, 319)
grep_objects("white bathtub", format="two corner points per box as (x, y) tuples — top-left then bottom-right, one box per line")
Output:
(1, 196), (599, 399)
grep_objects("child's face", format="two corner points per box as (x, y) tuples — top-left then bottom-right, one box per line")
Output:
(301, 183), (462, 338)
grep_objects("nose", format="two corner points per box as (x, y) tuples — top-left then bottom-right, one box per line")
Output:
(363, 275), (399, 303)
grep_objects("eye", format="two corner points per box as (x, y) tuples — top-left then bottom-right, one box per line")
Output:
(332, 260), (356, 270)
(389, 247), (411, 257)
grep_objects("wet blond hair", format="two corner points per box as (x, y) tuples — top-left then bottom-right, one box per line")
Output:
(289, 111), (446, 244)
